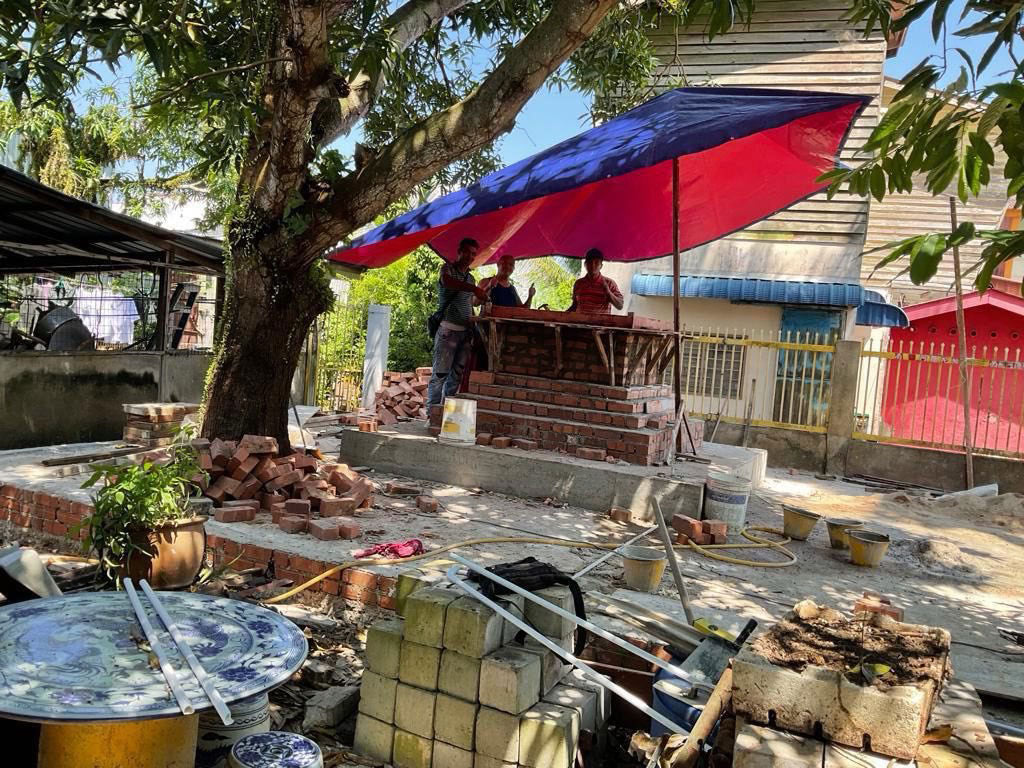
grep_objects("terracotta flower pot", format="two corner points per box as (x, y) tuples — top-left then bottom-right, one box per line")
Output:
(124, 514), (208, 589)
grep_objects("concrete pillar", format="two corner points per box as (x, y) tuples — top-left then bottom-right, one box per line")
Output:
(362, 304), (391, 410)
(825, 339), (861, 475)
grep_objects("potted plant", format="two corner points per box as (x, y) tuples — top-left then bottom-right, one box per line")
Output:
(81, 428), (210, 589)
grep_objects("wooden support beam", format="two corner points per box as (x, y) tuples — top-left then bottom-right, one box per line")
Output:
(626, 335), (654, 383)
(553, 325), (563, 377)
(608, 331), (616, 386)
(591, 329), (611, 374)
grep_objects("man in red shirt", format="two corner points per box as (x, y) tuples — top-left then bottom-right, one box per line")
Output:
(568, 248), (624, 314)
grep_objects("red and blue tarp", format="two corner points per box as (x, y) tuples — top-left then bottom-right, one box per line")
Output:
(329, 87), (869, 269)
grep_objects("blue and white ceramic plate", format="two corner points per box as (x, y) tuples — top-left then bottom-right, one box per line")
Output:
(230, 731), (323, 768)
(0, 592), (307, 722)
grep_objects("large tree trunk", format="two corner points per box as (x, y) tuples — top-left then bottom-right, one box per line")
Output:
(201, 234), (333, 453)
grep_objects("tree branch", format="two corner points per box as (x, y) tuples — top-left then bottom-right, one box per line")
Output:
(306, 0), (618, 254)
(134, 57), (292, 108)
(312, 0), (473, 149)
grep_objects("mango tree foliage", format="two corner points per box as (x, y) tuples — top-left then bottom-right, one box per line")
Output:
(821, 0), (1024, 293)
(0, 0), (795, 448)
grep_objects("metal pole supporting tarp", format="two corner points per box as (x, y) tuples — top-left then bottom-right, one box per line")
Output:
(949, 197), (975, 489)
(673, 158), (698, 456)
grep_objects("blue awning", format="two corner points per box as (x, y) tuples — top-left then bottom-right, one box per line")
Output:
(630, 274), (908, 327)
(857, 290), (909, 328)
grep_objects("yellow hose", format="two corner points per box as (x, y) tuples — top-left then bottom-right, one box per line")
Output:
(264, 526), (796, 604)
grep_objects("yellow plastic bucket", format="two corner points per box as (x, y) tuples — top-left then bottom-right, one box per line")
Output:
(439, 397), (477, 443)
(621, 545), (667, 592)
(825, 518), (863, 550)
(848, 530), (890, 567)
(782, 504), (821, 541)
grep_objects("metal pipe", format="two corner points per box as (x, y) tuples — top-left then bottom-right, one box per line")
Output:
(448, 553), (693, 683)
(949, 196), (975, 488)
(139, 580), (233, 725)
(123, 579), (195, 716)
(445, 564), (687, 735)
(573, 525), (658, 578)
(985, 716), (1024, 739)
(652, 498), (695, 625)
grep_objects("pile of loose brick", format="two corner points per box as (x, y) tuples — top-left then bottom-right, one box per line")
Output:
(353, 583), (608, 768)
(669, 514), (729, 545)
(196, 434), (374, 541)
(375, 368), (432, 425)
(122, 402), (199, 448)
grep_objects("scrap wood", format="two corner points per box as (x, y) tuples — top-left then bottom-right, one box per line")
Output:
(42, 445), (146, 467)
(665, 666), (733, 767)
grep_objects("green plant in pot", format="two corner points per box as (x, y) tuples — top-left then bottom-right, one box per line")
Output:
(80, 428), (210, 589)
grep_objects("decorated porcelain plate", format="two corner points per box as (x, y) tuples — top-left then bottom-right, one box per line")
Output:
(0, 591), (307, 722)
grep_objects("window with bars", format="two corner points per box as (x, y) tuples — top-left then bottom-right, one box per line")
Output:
(679, 333), (746, 399)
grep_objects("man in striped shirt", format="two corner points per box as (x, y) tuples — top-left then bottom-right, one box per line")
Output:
(568, 248), (624, 314)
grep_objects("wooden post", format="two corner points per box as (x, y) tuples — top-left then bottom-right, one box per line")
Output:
(152, 252), (170, 352)
(949, 197), (975, 489)
(672, 158), (698, 455)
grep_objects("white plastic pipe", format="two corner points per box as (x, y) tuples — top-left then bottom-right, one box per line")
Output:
(123, 578), (195, 715)
(446, 564), (687, 735)
(140, 579), (233, 725)
(447, 554), (694, 685)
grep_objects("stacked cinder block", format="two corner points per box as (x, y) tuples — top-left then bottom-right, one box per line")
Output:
(353, 584), (607, 768)
(122, 402), (200, 447)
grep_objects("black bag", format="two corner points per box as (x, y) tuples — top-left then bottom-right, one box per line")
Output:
(427, 292), (456, 339)
(468, 557), (589, 656)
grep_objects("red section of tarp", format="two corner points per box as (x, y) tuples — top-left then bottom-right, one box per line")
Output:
(329, 103), (859, 269)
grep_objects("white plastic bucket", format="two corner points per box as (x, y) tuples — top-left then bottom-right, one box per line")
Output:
(703, 469), (752, 532)
(439, 397), (477, 443)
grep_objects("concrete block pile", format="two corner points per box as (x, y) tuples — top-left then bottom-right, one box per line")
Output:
(122, 402), (200, 447)
(195, 434), (373, 541)
(732, 603), (951, 766)
(354, 584), (608, 768)
(374, 368), (431, 425)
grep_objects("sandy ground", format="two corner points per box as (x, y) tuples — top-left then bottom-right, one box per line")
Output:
(2, 435), (1022, 729)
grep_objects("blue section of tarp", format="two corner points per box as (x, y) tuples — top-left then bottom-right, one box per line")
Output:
(345, 87), (869, 250)
(630, 274), (909, 327)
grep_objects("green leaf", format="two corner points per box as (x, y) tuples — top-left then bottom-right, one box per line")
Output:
(869, 166), (886, 202)
(977, 98), (1009, 139)
(909, 233), (948, 284)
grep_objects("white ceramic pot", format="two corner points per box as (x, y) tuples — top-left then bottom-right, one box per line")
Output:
(196, 693), (271, 768)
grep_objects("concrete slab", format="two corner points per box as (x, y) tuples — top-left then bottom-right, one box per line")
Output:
(338, 423), (714, 520)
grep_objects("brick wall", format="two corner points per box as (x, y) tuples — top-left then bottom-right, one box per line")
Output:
(0, 483), (92, 540)
(452, 372), (692, 465)
(0, 481), (392, 606)
(494, 322), (669, 387)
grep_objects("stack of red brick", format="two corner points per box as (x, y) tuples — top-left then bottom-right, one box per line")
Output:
(438, 371), (698, 465)
(671, 514), (728, 545)
(123, 402), (199, 448)
(196, 434), (374, 541)
(374, 368), (431, 425)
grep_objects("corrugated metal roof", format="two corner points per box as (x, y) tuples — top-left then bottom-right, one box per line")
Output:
(632, 274), (865, 306)
(631, 274), (908, 327)
(0, 165), (224, 275)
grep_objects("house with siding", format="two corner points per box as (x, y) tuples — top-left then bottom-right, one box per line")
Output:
(602, 0), (907, 424)
(604, 2), (1018, 428)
